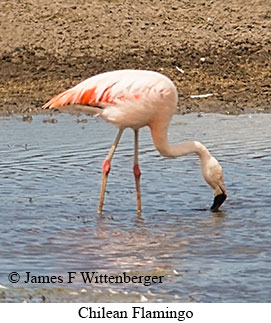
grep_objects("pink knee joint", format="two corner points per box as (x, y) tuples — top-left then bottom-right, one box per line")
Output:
(103, 159), (111, 175)
(133, 163), (141, 179)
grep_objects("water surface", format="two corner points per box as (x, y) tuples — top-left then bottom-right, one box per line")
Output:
(0, 113), (270, 302)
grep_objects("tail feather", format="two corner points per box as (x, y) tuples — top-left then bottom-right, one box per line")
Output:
(42, 86), (99, 109)
(43, 89), (75, 109)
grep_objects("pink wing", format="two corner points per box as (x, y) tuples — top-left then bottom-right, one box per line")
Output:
(43, 76), (114, 109)
(42, 69), (175, 110)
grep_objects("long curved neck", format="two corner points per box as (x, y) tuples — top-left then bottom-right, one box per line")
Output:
(150, 125), (211, 160)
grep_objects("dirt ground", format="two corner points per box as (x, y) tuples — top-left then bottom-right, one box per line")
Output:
(0, 0), (270, 116)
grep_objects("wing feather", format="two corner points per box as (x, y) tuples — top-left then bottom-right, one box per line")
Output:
(43, 70), (176, 110)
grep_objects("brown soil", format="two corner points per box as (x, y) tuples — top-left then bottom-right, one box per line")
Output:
(0, 0), (270, 116)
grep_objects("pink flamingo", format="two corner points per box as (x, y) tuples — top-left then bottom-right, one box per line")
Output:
(43, 69), (227, 213)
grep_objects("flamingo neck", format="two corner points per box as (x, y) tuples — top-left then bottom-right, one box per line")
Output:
(150, 126), (211, 161)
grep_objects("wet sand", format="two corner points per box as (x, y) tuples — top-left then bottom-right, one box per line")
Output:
(0, 0), (270, 116)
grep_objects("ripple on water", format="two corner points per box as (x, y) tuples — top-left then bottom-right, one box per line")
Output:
(0, 113), (270, 302)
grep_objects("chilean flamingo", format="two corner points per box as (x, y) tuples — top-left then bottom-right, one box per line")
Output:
(43, 69), (227, 213)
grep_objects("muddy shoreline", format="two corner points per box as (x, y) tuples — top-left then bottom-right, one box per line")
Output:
(0, 0), (270, 116)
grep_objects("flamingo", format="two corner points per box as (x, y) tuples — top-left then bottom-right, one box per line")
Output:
(43, 69), (227, 213)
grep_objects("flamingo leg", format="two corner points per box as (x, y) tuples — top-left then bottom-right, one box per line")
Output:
(133, 130), (142, 213)
(97, 129), (123, 213)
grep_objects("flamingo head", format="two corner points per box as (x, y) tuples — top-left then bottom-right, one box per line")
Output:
(201, 155), (227, 212)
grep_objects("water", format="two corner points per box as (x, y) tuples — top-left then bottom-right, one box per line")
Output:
(0, 113), (270, 302)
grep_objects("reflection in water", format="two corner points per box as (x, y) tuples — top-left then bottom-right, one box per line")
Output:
(0, 113), (270, 302)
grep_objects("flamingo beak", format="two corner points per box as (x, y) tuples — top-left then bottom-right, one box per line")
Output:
(210, 192), (227, 212)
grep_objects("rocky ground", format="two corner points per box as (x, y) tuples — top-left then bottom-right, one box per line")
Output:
(0, 0), (270, 116)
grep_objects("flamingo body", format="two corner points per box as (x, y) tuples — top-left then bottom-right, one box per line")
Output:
(43, 70), (178, 130)
(43, 69), (227, 213)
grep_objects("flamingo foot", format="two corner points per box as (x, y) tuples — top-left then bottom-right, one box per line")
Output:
(210, 193), (227, 212)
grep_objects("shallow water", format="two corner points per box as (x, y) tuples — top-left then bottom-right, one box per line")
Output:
(0, 113), (270, 303)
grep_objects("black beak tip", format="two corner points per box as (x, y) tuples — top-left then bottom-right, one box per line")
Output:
(210, 193), (227, 212)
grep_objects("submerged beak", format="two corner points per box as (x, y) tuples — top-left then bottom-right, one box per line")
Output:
(210, 192), (227, 212)
(209, 166), (227, 212)
(201, 154), (227, 212)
